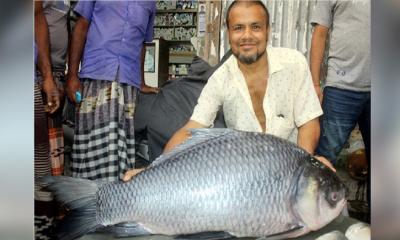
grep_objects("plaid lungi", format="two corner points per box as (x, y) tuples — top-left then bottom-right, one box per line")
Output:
(71, 79), (137, 181)
(34, 83), (51, 178)
(36, 71), (65, 176)
(34, 83), (55, 240)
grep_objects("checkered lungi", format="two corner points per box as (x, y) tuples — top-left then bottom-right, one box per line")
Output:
(34, 83), (56, 240)
(71, 79), (137, 182)
(36, 71), (65, 176)
(34, 83), (51, 178)
(47, 72), (65, 176)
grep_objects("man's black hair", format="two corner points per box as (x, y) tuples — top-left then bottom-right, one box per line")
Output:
(226, 0), (270, 29)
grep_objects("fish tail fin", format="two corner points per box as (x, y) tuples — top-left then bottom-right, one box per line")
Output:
(38, 176), (103, 240)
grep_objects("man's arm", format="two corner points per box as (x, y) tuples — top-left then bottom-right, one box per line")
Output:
(66, 16), (89, 103)
(35, 1), (60, 114)
(164, 69), (225, 153)
(297, 117), (320, 155)
(310, 24), (329, 103)
(124, 64), (224, 181)
(123, 120), (206, 181)
(297, 117), (335, 172)
(163, 120), (206, 153)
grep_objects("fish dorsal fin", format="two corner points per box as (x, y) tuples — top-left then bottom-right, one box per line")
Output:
(149, 128), (235, 168)
(188, 128), (235, 142)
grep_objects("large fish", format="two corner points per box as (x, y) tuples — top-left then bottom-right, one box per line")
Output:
(41, 129), (348, 240)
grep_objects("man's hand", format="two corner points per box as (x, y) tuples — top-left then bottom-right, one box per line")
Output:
(314, 155), (336, 172)
(42, 77), (60, 114)
(140, 84), (159, 94)
(66, 74), (81, 104)
(314, 85), (323, 104)
(123, 168), (145, 182)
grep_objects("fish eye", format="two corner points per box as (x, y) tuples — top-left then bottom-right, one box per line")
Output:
(330, 192), (339, 202)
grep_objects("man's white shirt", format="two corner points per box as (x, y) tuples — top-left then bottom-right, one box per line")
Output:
(191, 47), (323, 143)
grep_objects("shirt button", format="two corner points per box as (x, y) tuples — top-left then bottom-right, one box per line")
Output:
(122, 38), (125, 42)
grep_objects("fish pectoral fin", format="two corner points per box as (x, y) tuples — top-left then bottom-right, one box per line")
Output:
(174, 231), (236, 240)
(256, 225), (307, 240)
(98, 222), (152, 238)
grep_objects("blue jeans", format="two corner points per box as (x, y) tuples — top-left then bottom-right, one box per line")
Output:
(316, 87), (370, 165)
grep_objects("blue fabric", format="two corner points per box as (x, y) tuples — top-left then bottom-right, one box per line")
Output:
(316, 87), (370, 164)
(74, 0), (156, 88)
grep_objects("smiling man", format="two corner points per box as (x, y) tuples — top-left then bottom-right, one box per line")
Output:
(124, 0), (331, 181)
(164, 0), (323, 151)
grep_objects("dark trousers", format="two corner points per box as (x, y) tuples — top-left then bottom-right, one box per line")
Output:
(316, 86), (370, 221)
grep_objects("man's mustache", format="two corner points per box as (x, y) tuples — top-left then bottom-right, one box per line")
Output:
(239, 40), (258, 45)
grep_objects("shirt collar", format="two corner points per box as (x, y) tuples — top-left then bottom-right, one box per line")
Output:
(266, 46), (284, 75)
(227, 46), (284, 75)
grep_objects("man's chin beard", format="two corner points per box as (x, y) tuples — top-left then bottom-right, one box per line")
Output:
(235, 50), (266, 65)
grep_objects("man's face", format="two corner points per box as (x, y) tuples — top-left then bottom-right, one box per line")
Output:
(228, 3), (269, 65)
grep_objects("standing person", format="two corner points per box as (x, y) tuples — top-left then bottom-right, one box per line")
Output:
(310, 0), (371, 220)
(66, 1), (158, 182)
(34, 1), (61, 238)
(36, 0), (70, 176)
(124, 0), (333, 181)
